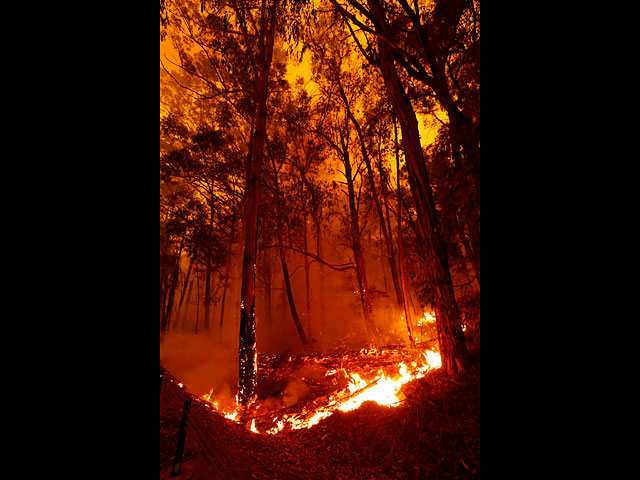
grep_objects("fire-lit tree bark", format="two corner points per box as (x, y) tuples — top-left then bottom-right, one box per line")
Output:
(320, 0), (474, 372)
(370, 0), (469, 373)
(237, 0), (281, 405)
(328, 0), (480, 285)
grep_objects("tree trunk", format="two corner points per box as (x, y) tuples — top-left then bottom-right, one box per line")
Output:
(302, 208), (313, 340)
(179, 277), (194, 332)
(175, 255), (194, 330)
(160, 230), (171, 331)
(340, 128), (378, 345)
(315, 217), (327, 342)
(338, 81), (404, 313)
(277, 223), (308, 349)
(370, 0), (468, 372)
(204, 259), (212, 333)
(263, 248), (273, 342)
(393, 113), (414, 346)
(219, 238), (233, 336)
(195, 262), (200, 335)
(237, 0), (279, 406)
(161, 236), (184, 335)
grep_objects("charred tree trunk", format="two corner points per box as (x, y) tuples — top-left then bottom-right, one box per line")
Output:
(237, 0), (279, 406)
(370, 0), (469, 372)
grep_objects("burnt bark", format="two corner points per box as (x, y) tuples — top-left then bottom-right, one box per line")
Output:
(237, 0), (280, 406)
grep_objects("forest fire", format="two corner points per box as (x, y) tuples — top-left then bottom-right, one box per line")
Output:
(198, 346), (441, 435)
(161, 0), (480, 473)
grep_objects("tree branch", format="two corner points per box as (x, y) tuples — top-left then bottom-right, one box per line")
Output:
(262, 244), (355, 271)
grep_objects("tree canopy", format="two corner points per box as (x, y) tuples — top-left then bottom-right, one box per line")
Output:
(160, 0), (480, 398)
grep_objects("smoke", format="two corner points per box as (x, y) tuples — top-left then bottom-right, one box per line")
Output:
(160, 225), (423, 402)
(282, 379), (310, 407)
(160, 332), (238, 398)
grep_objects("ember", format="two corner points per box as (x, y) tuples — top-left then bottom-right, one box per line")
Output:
(161, 0), (480, 474)
(199, 346), (441, 434)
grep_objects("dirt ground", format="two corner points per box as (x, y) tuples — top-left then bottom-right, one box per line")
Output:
(160, 341), (479, 479)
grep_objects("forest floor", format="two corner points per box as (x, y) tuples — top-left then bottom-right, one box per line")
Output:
(160, 332), (480, 480)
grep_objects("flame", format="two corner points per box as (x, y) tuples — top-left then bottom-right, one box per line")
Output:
(199, 347), (441, 435)
(249, 418), (259, 433)
(417, 311), (436, 327)
(266, 348), (441, 433)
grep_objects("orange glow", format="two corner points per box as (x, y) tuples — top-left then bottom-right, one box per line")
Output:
(417, 311), (436, 327)
(200, 347), (442, 435)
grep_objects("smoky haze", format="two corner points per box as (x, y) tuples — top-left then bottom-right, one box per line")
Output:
(160, 228), (424, 399)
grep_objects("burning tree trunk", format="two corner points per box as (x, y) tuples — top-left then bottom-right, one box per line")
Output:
(237, 0), (280, 406)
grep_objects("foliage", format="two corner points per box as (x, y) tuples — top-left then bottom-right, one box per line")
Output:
(160, 0), (480, 354)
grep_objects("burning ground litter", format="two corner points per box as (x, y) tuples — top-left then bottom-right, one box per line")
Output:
(196, 345), (442, 435)
(160, 341), (480, 479)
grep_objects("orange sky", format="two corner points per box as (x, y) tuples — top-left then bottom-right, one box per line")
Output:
(161, 34), (440, 154)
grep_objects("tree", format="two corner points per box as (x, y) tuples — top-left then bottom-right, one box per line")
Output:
(327, 0), (476, 372)
(160, 111), (243, 337)
(263, 131), (310, 350)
